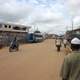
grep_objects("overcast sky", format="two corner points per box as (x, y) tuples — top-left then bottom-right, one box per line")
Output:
(0, 0), (80, 34)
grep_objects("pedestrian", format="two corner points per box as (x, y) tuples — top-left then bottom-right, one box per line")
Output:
(63, 39), (68, 48)
(64, 44), (72, 55)
(55, 38), (62, 52)
(60, 37), (80, 80)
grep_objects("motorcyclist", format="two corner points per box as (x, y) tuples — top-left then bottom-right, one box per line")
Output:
(10, 37), (19, 51)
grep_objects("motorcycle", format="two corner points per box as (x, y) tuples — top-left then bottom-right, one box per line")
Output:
(9, 41), (19, 52)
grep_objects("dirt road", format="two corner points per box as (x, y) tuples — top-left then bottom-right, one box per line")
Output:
(0, 39), (65, 80)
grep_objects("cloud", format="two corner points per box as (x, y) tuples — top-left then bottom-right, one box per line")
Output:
(0, 0), (33, 22)
(0, 0), (80, 34)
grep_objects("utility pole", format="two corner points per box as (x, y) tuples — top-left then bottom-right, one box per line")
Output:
(72, 19), (73, 31)
(36, 26), (38, 31)
(66, 25), (68, 32)
(34, 26), (35, 31)
(71, 15), (75, 33)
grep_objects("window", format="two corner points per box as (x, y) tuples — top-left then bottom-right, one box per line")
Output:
(0, 24), (2, 28)
(9, 25), (11, 28)
(22, 27), (26, 30)
(5, 25), (7, 28)
(13, 26), (20, 30)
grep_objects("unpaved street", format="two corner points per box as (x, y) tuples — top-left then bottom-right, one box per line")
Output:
(0, 39), (65, 80)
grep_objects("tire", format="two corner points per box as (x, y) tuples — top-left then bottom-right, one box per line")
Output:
(9, 48), (12, 52)
(16, 47), (19, 51)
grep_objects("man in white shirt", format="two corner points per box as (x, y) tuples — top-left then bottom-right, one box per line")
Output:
(55, 38), (62, 52)
(63, 39), (68, 48)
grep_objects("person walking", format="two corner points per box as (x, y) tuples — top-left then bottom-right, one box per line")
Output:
(64, 44), (72, 55)
(60, 37), (80, 80)
(55, 38), (62, 52)
(63, 39), (68, 48)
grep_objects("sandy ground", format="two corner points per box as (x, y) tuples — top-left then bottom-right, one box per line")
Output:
(0, 39), (65, 80)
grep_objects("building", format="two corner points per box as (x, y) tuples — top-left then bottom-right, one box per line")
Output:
(45, 33), (58, 39)
(65, 28), (80, 42)
(0, 22), (31, 46)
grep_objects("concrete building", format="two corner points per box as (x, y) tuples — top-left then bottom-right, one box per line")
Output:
(0, 22), (31, 46)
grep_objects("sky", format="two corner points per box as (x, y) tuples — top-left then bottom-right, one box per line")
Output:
(0, 0), (80, 34)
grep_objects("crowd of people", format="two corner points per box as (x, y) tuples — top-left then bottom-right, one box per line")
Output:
(55, 36), (80, 80)
(55, 37), (72, 54)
